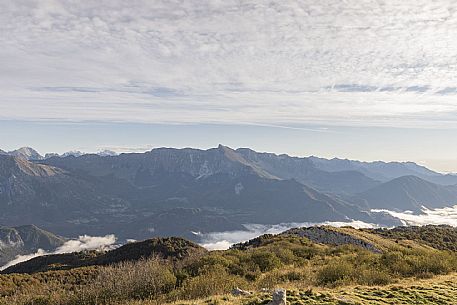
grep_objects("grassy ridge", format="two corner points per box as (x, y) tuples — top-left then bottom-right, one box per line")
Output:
(365, 225), (457, 251)
(1, 225), (457, 304)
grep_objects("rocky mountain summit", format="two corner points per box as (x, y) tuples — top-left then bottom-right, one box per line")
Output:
(1, 147), (44, 160)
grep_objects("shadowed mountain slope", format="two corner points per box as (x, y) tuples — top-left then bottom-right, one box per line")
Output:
(4, 146), (450, 242)
(236, 148), (379, 194)
(41, 146), (396, 226)
(354, 175), (457, 212)
(0, 155), (131, 235)
(0, 225), (65, 266)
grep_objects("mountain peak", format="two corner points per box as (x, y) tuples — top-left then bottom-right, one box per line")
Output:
(97, 150), (118, 157)
(0, 155), (61, 177)
(8, 147), (43, 160)
(217, 144), (231, 151)
(61, 150), (84, 157)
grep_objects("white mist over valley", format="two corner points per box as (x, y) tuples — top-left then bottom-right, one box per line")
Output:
(200, 206), (457, 250)
(0, 235), (117, 271)
(373, 205), (457, 227)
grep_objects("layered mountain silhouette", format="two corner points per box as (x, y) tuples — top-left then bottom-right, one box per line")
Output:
(354, 175), (457, 212)
(309, 156), (457, 185)
(236, 148), (379, 194)
(0, 147), (119, 161)
(1, 145), (457, 241)
(0, 154), (132, 237)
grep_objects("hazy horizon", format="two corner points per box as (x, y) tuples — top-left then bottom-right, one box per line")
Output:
(2, 120), (457, 173)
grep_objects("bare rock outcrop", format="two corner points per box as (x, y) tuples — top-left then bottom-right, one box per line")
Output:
(285, 227), (381, 253)
(267, 289), (287, 305)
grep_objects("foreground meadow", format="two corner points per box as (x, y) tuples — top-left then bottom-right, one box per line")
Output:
(2, 225), (457, 305)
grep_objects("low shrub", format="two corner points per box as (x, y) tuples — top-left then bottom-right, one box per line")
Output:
(317, 260), (354, 286)
(175, 264), (248, 300)
(74, 258), (176, 304)
(356, 268), (392, 286)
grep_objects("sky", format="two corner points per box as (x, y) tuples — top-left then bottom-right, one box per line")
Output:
(1, 0), (457, 172)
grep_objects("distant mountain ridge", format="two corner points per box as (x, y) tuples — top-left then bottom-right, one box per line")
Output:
(309, 156), (457, 185)
(1, 145), (457, 241)
(1, 147), (119, 161)
(40, 145), (388, 224)
(0, 147), (399, 240)
(354, 175), (457, 212)
(5, 145), (456, 185)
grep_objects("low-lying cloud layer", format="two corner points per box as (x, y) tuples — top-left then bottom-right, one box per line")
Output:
(0, 234), (116, 271)
(200, 207), (457, 251)
(373, 206), (457, 227)
(199, 220), (376, 250)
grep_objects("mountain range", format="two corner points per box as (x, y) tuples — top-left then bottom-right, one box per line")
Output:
(309, 156), (457, 185)
(0, 147), (118, 160)
(1, 145), (457, 242)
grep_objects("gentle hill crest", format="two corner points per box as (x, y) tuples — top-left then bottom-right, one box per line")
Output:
(2, 236), (207, 274)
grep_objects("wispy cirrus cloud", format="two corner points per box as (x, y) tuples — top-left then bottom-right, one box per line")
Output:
(2, 1), (457, 127)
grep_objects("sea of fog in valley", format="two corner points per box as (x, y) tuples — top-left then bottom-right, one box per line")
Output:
(199, 205), (457, 250)
(3, 205), (457, 269)
(372, 205), (457, 227)
(198, 220), (374, 250)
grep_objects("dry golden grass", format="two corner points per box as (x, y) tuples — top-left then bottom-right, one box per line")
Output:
(2, 227), (457, 305)
(159, 273), (457, 305)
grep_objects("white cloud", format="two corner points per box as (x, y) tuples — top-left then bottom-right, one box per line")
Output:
(54, 234), (116, 253)
(0, 234), (117, 271)
(2, 1), (457, 127)
(372, 206), (457, 226)
(199, 220), (376, 250)
(0, 249), (48, 271)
